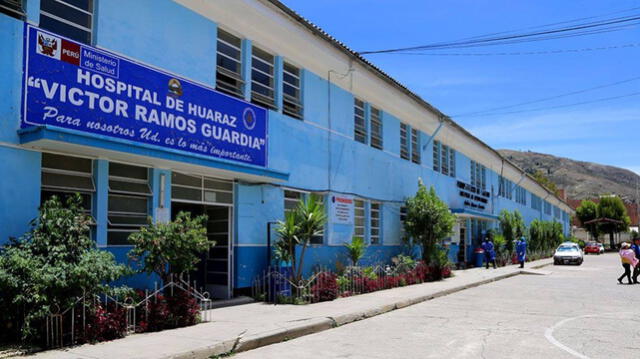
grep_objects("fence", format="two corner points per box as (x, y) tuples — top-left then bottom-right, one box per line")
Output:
(44, 274), (213, 349)
(252, 263), (437, 305)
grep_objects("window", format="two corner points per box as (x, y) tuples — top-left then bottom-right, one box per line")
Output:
(216, 29), (243, 98)
(531, 194), (542, 210)
(370, 202), (381, 245)
(400, 123), (409, 160)
(354, 199), (365, 241)
(448, 147), (456, 177)
(544, 201), (552, 215)
(311, 194), (325, 244)
(400, 206), (407, 238)
(41, 153), (95, 213)
(354, 99), (367, 144)
(411, 128), (420, 164)
(1, 0), (24, 19)
(40, 0), (93, 44)
(441, 144), (449, 176)
(554, 205), (561, 219)
(172, 173), (233, 205)
(499, 176), (514, 200)
(284, 190), (325, 244)
(283, 62), (302, 119)
(433, 140), (440, 172)
(515, 186), (527, 205)
(107, 163), (151, 245)
(284, 190), (303, 213)
(471, 161), (486, 190)
(251, 46), (276, 109)
(370, 107), (383, 150)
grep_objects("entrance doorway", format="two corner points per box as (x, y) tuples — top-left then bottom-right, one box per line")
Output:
(170, 172), (234, 299)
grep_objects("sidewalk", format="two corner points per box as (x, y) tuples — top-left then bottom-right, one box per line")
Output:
(28, 259), (552, 359)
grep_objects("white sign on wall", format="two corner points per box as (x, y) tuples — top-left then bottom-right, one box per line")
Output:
(330, 194), (354, 225)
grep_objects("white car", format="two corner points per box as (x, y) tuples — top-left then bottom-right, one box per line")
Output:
(553, 243), (584, 265)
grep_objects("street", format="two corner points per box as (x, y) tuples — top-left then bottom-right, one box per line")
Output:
(235, 253), (640, 359)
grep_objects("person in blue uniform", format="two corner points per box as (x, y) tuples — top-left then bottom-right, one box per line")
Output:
(631, 237), (640, 283)
(482, 237), (496, 269)
(516, 237), (527, 268)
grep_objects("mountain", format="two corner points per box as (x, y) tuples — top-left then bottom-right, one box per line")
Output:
(498, 150), (640, 202)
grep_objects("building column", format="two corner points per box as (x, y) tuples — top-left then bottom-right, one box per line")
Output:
(94, 159), (109, 247)
(151, 169), (171, 223)
(274, 55), (284, 113)
(241, 39), (252, 101)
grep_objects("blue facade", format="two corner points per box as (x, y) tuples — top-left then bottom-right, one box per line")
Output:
(0, 1), (571, 295)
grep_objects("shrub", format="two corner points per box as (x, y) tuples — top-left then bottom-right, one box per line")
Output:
(83, 303), (128, 343)
(311, 272), (338, 302)
(128, 211), (211, 284)
(391, 254), (416, 275)
(0, 195), (129, 344)
(344, 237), (367, 266)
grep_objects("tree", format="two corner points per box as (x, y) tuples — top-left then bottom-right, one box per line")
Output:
(274, 194), (327, 282)
(576, 200), (599, 240)
(403, 180), (456, 265)
(498, 210), (525, 253)
(597, 196), (630, 249)
(128, 211), (212, 284)
(344, 236), (367, 266)
(0, 195), (129, 343)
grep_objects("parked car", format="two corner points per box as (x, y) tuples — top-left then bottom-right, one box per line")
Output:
(584, 242), (605, 255)
(553, 243), (584, 265)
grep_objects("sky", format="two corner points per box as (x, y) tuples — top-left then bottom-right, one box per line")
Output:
(280, 0), (640, 173)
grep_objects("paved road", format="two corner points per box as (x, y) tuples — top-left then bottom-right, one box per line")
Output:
(235, 253), (640, 359)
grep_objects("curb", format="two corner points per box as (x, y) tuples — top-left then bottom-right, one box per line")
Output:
(174, 262), (552, 358)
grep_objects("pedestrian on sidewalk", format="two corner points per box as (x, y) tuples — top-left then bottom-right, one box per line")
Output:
(482, 237), (496, 269)
(618, 242), (638, 285)
(516, 237), (527, 268)
(631, 238), (640, 284)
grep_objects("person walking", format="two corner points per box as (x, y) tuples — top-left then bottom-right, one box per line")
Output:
(631, 238), (640, 284)
(482, 237), (496, 269)
(516, 237), (527, 268)
(618, 242), (638, 285)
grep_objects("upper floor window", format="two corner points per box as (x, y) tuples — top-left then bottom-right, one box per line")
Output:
(554, 205), (561, 219)
(498, 176), (513, 200)
(216, 29), (244, 98)
(400, 123), (409, 160)
(448, 147), (456, 177)
(354, 98), (367, 144)
(544, 200), (552, 215)
(107, 163), (151, 245)
(441, 143), (449, 176)
(411, 128), (420, 164)
(0, 0), (25, 19)
(251, 46), (276, 109)
(433, 140), (440, 172)
(283, 62), (303, 119)
(40, 0), (93, 44)
(471, 161), (486, 190)
(515, 186), (527, 205)
(370, 107), (383, 150)
(41, 152), (95, 213)
(531, 193), (542, 210)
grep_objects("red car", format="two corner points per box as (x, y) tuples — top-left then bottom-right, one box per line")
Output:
(584, 242), (604, 255)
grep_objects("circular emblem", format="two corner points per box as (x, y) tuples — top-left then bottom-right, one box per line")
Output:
(243, 107), (257, 130)
(168, 78), (183, 97)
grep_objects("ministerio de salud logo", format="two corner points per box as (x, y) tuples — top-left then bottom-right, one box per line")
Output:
(243, 107), (257, 130)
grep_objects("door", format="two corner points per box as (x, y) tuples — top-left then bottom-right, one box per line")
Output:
(171, 202), (232, 299)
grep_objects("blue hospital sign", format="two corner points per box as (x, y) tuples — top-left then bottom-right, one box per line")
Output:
(21, 25), (268, 167)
